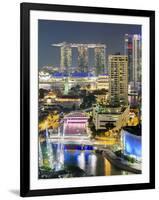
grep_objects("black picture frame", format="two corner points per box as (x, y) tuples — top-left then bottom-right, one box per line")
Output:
(20, 2), (155, 197)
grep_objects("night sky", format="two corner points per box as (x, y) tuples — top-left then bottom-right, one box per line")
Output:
(38, 20), (141, 68)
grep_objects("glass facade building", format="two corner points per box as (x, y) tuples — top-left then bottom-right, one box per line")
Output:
(124, 34), (142, 85)
(122, 129), (141, 160)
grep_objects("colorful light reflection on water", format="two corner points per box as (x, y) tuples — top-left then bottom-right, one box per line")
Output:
(39, 139), (132, 178)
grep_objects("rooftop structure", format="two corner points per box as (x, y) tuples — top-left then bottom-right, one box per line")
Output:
(52, 72), (95, 78)
(52, 42), (106, 48)
(63, 112), (89, 135)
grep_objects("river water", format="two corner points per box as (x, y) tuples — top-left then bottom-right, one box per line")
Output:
(39, 140), (132, 178)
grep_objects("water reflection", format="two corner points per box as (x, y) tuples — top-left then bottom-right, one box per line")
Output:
(39, 139), (132, 178)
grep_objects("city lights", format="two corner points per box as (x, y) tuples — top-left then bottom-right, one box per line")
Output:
(38, 21), (142, 179)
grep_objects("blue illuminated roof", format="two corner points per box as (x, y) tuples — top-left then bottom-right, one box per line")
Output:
(71, 72), (94, 77)
(52, 72), (95, 78)
(52, 72), (68, 77)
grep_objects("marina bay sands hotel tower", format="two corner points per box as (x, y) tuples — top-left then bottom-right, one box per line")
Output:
(52, 42), (106, 75)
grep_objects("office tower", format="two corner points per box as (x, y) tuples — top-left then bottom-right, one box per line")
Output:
(108, 55), (128, 106)
(132, 35), (142, 83)
(60, 43), (72, 72)
(94, 46), (106, 75)
(77, 45), (88, 73)
(124, 34), (141, 84)
(124, 34), (133, 83)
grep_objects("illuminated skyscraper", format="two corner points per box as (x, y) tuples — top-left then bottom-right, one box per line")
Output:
(124, 34), (133, 83)
(124, 34), (141, 84)
(94, 46), (106, 75)
(108, 55), (128, 106)
(77, 45), (88, 73)
(52, 42), (107, 74)
(60, 42), (72, 72)
(132, 35), (142, 83)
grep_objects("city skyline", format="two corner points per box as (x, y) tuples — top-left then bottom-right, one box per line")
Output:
(38, 20), (141, 68)
(38, 20), (142, 179)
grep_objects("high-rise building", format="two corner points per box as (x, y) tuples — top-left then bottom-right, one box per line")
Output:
(124, 34), (141, 84)
(108, 55), (128, 106)
(60, 42), (72, 72)
(94, 46), (106, 75)
(52, 42), (107, 74)
(77, 45), (88, 73)
(132, 35), (142, 83)
(124, 34), (133, 83)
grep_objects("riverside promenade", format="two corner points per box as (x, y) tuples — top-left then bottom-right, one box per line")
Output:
(96, 147), (141, 174)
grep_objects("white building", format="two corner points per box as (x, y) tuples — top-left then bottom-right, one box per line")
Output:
(39, 71), (51, 82)
(93, 105), (129, 130)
